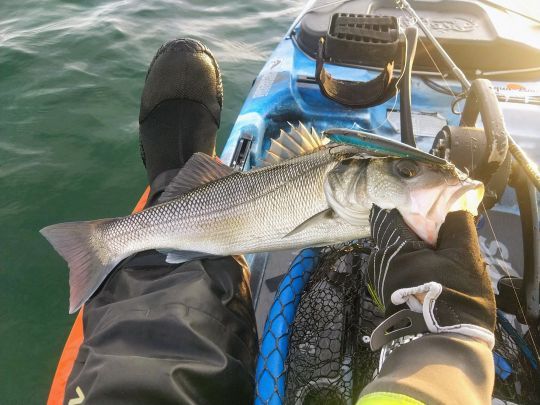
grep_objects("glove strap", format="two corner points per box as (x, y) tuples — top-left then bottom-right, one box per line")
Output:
(378, 332), (425, 372)
(370, 309), (429, 351)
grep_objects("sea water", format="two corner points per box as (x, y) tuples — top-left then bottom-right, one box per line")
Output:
(0, 0), (302, 401)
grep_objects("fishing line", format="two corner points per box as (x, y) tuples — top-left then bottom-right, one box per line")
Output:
(470, 134), (474, 181)
(450, 94), (466, 115)
(481, 203), (540, 360)
(295, 1), (409, 133)
(417, 39), (457, 98)
(398, 5), (466, 113)
(352, 94), (399, 132)
(351, 67), (404, 132)
(286, 0), (354, 36)
(417, 37), (467, 115)
(308, 0), (355, 13)
(353, 33), (410, 133)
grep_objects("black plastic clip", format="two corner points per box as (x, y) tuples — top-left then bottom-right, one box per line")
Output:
(230, 133), (253, 170)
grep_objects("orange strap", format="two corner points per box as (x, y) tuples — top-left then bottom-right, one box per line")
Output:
(47, 186), (151, 405)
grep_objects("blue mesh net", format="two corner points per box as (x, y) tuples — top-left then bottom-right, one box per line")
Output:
(255, 242), (540, 404)
(255, 241), (383, 404)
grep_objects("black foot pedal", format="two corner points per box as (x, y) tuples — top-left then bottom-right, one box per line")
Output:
(316, 14), (403, 108)
(326, 14), (399, 66)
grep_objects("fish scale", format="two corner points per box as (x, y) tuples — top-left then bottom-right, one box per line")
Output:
(41, 126), (483, 313)
(103, 148), (352, 257)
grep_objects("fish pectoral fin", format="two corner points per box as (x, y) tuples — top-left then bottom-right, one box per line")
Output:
(157, 153), (236, 204)
(157, 249), (215, 264)
(284, 208), (336, 238)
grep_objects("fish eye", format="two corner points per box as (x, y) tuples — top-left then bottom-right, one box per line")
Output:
(395, 160), (420, 179)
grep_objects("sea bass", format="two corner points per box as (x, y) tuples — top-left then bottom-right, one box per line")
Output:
(41, 125), (483, 313)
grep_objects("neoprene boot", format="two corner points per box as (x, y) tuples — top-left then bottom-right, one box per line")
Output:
(139, 38), (223, 185)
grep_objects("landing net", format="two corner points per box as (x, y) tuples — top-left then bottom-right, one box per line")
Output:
(284, 241), (382, 404)
(492, 312), (540, 404)
(255, 241), (539, 404)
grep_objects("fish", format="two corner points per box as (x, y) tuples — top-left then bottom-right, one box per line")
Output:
(40, 124), (484, 313)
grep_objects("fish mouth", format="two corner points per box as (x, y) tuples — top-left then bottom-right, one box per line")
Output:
(445, 179), (485, 215)
(405, 178), (484, 245)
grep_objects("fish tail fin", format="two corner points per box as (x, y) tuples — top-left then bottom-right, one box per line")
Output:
(40, 220), (119, 314)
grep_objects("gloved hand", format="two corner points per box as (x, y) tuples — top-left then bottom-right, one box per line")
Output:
(367, 205), (496, 350)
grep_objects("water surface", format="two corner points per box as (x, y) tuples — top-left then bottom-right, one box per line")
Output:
(0, 0), (302, 402)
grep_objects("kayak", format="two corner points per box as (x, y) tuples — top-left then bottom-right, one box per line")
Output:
(49, 0), (540, 403)
(218, 0), (540, 403)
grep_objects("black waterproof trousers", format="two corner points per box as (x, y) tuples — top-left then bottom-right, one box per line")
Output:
(63, 173), (258, 405)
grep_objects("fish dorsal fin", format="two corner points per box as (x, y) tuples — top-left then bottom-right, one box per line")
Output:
(157, 153), (235, 203)
(256, 123), (326, 167)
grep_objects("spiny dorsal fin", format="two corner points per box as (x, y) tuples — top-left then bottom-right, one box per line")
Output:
(279, 129), (305, 155)
(295, 122), (318, 149)
(157, 153), (235, 203)
(257, 123), (325, 167)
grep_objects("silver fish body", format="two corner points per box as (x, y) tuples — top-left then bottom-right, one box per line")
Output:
(41, 128), (483, 313)
(99, 146), (368, 260)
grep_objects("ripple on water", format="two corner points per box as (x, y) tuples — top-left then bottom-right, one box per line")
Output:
(1, 0), (304, 402)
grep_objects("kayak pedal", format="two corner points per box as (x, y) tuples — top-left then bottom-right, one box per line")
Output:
(325, 14), (399, 67)
(316, 14), (402, 108)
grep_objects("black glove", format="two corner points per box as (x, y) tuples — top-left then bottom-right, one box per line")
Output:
(367, 205), (496, 350)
